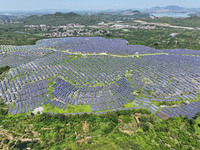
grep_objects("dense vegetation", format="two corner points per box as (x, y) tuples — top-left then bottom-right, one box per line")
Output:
(0, 66), (10, 83)
(1, 23), (200, 50)
(104, 26), (200, 50)
(0, 108), (200, 150)
(0, 66), (10, 75)
(0, 24), (46, 45)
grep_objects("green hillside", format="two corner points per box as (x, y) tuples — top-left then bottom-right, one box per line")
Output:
(23, 12), (102, 25)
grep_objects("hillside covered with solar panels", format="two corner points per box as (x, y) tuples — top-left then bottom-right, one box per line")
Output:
(0, 37), (200, 120)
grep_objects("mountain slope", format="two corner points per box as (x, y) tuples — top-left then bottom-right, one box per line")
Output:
(22, 12), (99, 25)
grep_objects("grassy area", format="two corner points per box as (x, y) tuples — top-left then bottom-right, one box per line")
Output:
(43, 103), (91, 114)
(187, 94), (200, 103)
(47, 78), (55, 95)
(122, 102), (137, 108)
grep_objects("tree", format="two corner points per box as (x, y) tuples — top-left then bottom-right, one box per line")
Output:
(3, 138), (9, 144)
(31, 112), (34, 116)
(8, 140), (15, 148)
(54, 125), (61, 132)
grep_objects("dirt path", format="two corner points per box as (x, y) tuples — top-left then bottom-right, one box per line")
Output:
(0, 133), (13, 140)
(134, 116), (140, 125)
(76, 137), (91, 143)
(20, 138), (40, 142)
(82, 121), (89, 133)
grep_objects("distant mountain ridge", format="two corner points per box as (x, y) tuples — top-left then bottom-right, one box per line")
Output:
(95, 10), (151, 20)
(152, 5), (184, 11)
(145, 5), (200, 13)
(1, 6), (200, 16)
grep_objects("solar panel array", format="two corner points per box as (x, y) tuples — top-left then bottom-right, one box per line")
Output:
(35, 37), (159, 54)
(36, 37), (200, 55)
(158, 101), (200, 119)
(6, 80), (49, 115)
(0, 37), (199, 119)
(44, 77), (135, 112)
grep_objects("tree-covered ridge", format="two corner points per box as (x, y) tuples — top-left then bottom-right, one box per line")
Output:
(22, 12), (102, 26)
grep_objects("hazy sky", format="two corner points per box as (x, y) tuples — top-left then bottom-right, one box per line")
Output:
(1, 0), (200, 11)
